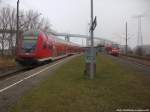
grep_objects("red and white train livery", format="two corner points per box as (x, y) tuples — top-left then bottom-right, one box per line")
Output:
(15, 31), (83, 65)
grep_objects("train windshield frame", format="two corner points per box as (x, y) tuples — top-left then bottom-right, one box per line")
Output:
(22, 35), (38, 52)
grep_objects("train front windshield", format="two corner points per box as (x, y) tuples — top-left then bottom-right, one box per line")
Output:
(22, 35), (38, 53)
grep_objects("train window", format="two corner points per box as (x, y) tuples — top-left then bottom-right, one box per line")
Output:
(49, 45), (53, 49)
(22, 37), (37, 51)
(24, 36), (38, 39)
(43, 42), (47, 49)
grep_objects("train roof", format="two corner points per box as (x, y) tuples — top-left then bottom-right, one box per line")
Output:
(47, 32), (81, 47)
(23, 30), (41, 36)
(24, 31), (81, 47)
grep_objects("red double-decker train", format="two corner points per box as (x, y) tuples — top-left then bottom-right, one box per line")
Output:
(105, 44), (120, 56)
(15, 31), (83, 65)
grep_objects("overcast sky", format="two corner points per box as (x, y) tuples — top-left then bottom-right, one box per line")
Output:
(2, 0), (150, 47)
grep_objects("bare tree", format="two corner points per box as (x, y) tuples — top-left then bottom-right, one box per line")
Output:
(7, 8), (17, 55)
(20, 10), (52, 32)
(0, 7), (10, 56)
(0, 7), (52, 56)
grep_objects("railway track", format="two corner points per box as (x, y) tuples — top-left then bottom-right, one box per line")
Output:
(0, 54), (77, 81)
(0, 66), (37, 80)
(113, 54), (150, 74)
(120, 55), (150, 67)
(104, 53), (150, 74)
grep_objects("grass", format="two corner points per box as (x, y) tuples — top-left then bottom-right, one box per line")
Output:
(0, 56), (16, 69)
(10, 54), (150, 112)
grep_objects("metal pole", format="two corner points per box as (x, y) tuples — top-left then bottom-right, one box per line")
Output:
(138, 16), (143, 46)
(82, 39), (84, 47)
(138, 16), (140, 46)
(90, 0), (94, 79)
(16, 0), (20, 48)
(125, 21), (128, 55)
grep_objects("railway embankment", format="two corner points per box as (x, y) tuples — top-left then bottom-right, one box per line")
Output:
(10, 54), (150, 112)
(120, 54), (150, 67)
(0, 56), (17, 75)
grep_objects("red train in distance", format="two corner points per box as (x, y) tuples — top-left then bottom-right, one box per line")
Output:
(15, 31), (83, 65)
(105, 44), (120, 56)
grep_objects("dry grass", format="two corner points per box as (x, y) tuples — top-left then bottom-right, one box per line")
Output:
(0, 56), (16, 69)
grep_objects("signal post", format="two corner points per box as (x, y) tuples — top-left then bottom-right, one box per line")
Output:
(85, 0), (97, 79)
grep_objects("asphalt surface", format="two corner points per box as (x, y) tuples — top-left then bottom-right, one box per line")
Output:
(0, 55), (80, 112)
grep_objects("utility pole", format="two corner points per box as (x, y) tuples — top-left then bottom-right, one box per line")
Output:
(137, 15), (143, 47)
(125, 22), (128, 55)
(137, 15), (143, 55)
(133, 15), (144, 55)
(85, 0), (97, 79)
(90, 0), (94, 79)
(86, 23), (90, 47)
(82, 39), (84, 47)
(16, 0), (20, 47)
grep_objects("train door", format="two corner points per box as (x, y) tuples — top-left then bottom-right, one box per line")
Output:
(52, 43), (57, 58)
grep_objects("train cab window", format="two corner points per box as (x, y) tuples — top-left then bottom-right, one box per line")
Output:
(43, 42), (47, 49)
(49, 45), (53, 49)
(22, 35), (38, 52)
